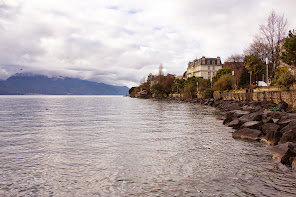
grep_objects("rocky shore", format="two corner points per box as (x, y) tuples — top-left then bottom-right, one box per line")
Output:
(166, 97), (296, 169)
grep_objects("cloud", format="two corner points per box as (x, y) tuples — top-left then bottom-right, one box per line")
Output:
(0, 0), (295, 87)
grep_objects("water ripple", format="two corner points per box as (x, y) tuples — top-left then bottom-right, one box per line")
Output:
(0, 95), (295, 196)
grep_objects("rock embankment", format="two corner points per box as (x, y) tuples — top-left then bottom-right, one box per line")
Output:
(169, 97), (296, 169)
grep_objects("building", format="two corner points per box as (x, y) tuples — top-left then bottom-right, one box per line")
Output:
(186, 56), (222, 80)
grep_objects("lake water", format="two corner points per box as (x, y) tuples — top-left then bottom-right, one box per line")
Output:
(0, 95), (296, 196)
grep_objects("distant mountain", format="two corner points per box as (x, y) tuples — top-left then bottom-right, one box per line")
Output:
(0, 73), (129, 95)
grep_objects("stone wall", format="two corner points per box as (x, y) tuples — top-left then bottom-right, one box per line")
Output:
(214, 88), (296, 109)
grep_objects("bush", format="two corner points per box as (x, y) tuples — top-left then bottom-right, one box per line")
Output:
(213, 75), (235, 91)
(203, 88), (214, 98)
(276, 71), (295, 90)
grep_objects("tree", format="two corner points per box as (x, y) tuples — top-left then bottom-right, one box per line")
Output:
(213, 75), (235, 91)
(162, 74), (175, 95)
(243, 54), (265, 84)
(226, 54), (244, 62)
(260, 10), (287, 71)
(172, 78), (185, 94)
(183, 77), (198, 99)
(245, 10), (287, 76)
(151, 83), (164, 98)
(280, 30), (296, 67)
(238, 67), (250, 88)
(212, 68), (232, 84)
(276, 70), (295, 90)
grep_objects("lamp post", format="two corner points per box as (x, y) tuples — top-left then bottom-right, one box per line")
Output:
(266, 57), (269, 86)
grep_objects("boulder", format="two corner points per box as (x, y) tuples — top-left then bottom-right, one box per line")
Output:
(241, 121), (262, 130)
(232, 110), (250, 118)
(262, 123), (280, 135)
(279, 121), (296, 144)
(223, 103), (241, 111)
(249, 112), (263, 121)
(272, 142), (296, 166)
(239, 114), (251, 124)
(269, 111), (285, 119)
(277, 101), (289, 112)
(262, 101), (277, 109)
(277, 118), (295, 129)
(262, 116), (274, 124)
(213, 100), (221, 107)
(228, 119), (242, 129)
(232, 128), (262, 141)
(223, 117), (232, 125)
(261, 123), (282, 145)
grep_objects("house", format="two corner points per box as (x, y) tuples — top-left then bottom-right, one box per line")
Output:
(186, 56), (222, 80)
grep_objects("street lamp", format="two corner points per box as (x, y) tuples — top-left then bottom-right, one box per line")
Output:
(266, 57), (269, 86)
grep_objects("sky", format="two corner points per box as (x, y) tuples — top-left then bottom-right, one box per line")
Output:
(0, 0), (295, 87)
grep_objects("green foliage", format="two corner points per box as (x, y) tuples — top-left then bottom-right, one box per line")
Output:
(151, 83), (164, 98)
(213, 75), (235, 91)
(276, 70), (295, 90)
(243, 54), (265, 84)
(172, 78), (185, 93)
(197, 78), (211, 91)
(243, 54), (265, 75)
(150, 74), (175, 98)
(183, 77), (198, 99)
(212, 68), (232, 83)
(161, 74), (175, 95)
(238, 67), (250, 88)
(129, 87), (136, 95)
(268, 107), (284, 112)
(273, 66), (288, 84)
(280, 30), (296, 67)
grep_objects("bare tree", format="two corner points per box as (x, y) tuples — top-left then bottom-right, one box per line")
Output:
(226, 54), (244, 62)
(245, 10), (287, 77)
(260, 10), (287, 70)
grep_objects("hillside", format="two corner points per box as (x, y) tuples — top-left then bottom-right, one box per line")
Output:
(0, 73), (129, 95)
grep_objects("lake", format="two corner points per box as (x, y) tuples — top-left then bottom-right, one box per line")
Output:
(0, 95), (296, 196)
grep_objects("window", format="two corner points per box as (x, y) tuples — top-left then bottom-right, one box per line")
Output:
(207, 60), (210, 64)
(212, 61), (215, 64)
(208, 66), (210, 70)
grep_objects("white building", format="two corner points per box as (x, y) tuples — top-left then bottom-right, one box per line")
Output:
(186, 56), (222, 80)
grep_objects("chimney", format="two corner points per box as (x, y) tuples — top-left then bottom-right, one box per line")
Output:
(217, 56), (221, 65)
(202, 56), (206, 65)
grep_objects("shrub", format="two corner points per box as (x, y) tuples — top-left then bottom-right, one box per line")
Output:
(203, 88), (214, 98)
(213, 75), (235, 91)
(276, 71), (295, 90)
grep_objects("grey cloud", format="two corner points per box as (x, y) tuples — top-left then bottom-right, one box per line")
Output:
(0, 0), (295, 88)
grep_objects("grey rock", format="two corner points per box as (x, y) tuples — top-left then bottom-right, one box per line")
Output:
(279, 120), (296, 144)
(228, 119), (242, 129)
(277, 101), (289, 112)
(263, 116), (274, 124)
(261, 123), (281, 145)
(272, 142), (296, 166)
(241, 121), (262, 130)
(232, 128), (262, 141)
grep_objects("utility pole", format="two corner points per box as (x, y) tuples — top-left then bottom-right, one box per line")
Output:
(266, 58), (269, 86)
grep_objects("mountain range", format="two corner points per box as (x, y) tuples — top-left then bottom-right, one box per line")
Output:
(0, 73), (129, 95)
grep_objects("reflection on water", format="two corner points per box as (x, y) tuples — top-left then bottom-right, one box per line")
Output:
(0, 95), (296, 196)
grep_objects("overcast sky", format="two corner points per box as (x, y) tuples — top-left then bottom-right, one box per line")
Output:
(0, 0), (295, 87)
